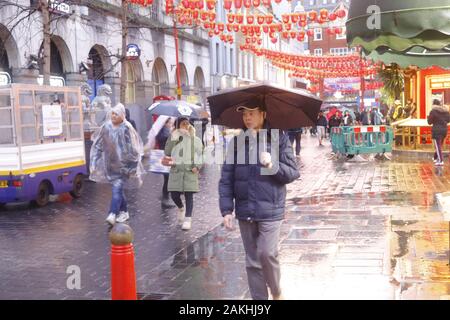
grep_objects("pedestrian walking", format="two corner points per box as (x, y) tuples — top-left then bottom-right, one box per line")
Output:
(164, 117), (204, 230)
(343, 111), (354, 126)
(360, 108), (370, 125)
(89, 103), (145, 225)
(316, 111), (328, 146)
(370, 107), (384, 125)
(427, 99), (450, 166)
(287, 127), (302, 156)
(157, 118), (176, 208)
(218, 104), (300, 300)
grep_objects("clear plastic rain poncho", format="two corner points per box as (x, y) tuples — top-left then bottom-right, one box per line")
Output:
(89, 104), (145, 188)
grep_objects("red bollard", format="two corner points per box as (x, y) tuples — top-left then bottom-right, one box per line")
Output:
(109, 223), (137, 300)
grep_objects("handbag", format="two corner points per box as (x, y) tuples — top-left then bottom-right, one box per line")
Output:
(149, 149), (170, 174)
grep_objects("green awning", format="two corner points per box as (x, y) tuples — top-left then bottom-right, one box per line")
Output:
(346, 0), (450, 68)
(367, 46), (450, 69)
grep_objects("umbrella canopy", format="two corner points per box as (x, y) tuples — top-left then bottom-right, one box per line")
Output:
(207, 82), (323, 129)
(148, 100), (208, 119)
(346, 0), (450, 68)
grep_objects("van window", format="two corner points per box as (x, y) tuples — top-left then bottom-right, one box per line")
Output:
(0, 93), (14, 145)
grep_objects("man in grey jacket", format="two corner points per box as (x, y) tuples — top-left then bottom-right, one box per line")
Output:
(219, 104), (300, 300)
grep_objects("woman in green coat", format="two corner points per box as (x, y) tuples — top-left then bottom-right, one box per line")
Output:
(164, 117), (203, 230)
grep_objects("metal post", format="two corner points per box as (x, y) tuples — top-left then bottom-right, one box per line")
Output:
(173, 20), (182, 100)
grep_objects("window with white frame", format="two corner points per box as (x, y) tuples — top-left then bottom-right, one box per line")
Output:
(330, 47), (349, 56)
(314, 48), (323, 56)
(314, 28), (322, 41)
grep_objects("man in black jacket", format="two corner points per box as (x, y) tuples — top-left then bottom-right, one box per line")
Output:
(427, 99), (450, 166)
(218, 104), (300, 300)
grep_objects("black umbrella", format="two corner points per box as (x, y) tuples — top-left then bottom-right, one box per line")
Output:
(148, 100), (208, 119)
(207, 82), (323, 129)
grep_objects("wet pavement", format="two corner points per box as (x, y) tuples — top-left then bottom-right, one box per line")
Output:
(0, 133), (449, 299)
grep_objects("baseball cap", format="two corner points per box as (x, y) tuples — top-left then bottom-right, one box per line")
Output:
(236, 105), (263, 112)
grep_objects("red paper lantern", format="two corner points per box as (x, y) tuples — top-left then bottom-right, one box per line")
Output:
(247, 15), (254, 24)
(227, 14), (234, 23)
(206, 0), (216, 9)
(266, 15), (273, 24)
(197, 0), (204, 9)
(297, 32), (305, 42)
(182, 0), (189, 8)
(306, 29), (314, 37)
(223, 0), (232, 10)
(208, 30), (214, 37)
(214, 28), (220, 35)
(244, 0), (251, 8)
(282, 14), (289, 24)
(308, 11), (317, 21)
(277, 24), (283, 32)
(192, 10), (199, 19)
(257, 15), (265, 24)
(201, 11), (208, 20)
(298, 20), (307, 28)
(218, 23), (224, 31)
(165, 0), (174, 14)
(320, 9), (328, 19)
(262, 0), (270, 7)
(209, 12), (216, 21)
(226, 24), (232, 32)
(290, 31), (297, 39)
(257, 39), (262, 45)
(271, 37), (277, 44)
(233, 24), (240, 32)
(253, 25), (260, 32)
(282, 31), (289, 39)
(336, 9), (346, 18)
(234, 0), (242, 9)
(284, 23), (292, 31)
(291, 14), (299, 23)
(236, 14), (243, 23)
(253, 0), (260, 6)
(262, 25), (269, 33)
(328, 13), (337, 21)
(334, 27), (342, 34)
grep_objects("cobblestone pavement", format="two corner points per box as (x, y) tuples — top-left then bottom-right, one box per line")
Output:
(0, 134), (449, 299)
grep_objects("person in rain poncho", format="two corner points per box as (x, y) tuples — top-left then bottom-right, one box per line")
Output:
(89, 103), (145, 226)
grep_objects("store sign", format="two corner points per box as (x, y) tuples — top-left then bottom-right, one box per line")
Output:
(42, 104), (63, 137)
(126, 44), (141, 60)
(0, 72), (11, 86)
(37, 75), (65, 87)
(48, 0), (71, 14)
(324, 77), (360, 92)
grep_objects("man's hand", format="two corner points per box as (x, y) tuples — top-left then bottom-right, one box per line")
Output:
(259, 151), (273, 169)
(223, 213), (234, 230)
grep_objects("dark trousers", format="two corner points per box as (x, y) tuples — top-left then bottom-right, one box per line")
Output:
(162, 174), (169, 198)
(288, 133), (301, 155)
(171, 192), (194, 217)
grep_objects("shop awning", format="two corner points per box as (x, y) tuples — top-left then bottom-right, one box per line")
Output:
(346, 0), (450, 68)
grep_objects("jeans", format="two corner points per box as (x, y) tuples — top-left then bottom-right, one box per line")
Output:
(109, 179), (127, 215)
(171, 192), (194, 217)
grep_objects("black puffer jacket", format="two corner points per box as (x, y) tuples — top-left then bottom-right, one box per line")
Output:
(219, 129), (300, 222)
(427, 105), (450, 139)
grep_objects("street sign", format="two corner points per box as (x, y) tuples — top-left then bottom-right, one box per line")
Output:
(126, 44), (141, 60)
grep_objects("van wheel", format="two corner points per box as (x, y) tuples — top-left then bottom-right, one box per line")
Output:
(69, 174), (84, 199)
(33, 182), (50, 207)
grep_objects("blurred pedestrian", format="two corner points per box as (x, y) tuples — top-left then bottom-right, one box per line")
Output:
(427, 99), (450, 166)
(125, 108), (137, 130)
(316, 111), (328, 146)
(343, 111), (354, 126)
(164, 117), (203, 230)
(90, 103), (145, 225)
(219, 104), (299, 300)
(287, 127), (302, 157)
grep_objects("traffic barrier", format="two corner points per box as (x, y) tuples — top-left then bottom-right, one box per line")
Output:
(331, 125), (394, 156)
(109, 223), (137, 300)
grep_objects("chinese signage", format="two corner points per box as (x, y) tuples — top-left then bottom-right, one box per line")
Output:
(126, 44), (141, 60)
(324, 77), (360, 92)
(42, 104), (63, 137)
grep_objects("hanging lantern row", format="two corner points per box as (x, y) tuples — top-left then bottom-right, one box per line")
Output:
(223, 0), (296, 10)
(281, 9), (346, 25)
(180, 0), (217, 10)
(176, 8), (217, 22)
(129, 0), (153, 6)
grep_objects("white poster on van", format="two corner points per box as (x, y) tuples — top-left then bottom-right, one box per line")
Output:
(42, 104), (63, 137)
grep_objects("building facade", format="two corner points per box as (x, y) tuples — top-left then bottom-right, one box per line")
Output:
(0, 0), (211, 137)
